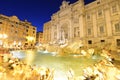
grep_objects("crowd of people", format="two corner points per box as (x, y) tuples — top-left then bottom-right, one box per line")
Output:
(0, 53), (54, 80)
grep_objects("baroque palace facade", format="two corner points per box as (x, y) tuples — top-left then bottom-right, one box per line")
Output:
(43, 0), (120, 49)
(0, 14), (36, 49)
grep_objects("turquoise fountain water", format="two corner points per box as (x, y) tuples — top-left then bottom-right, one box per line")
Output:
(10, 50), (103, 80)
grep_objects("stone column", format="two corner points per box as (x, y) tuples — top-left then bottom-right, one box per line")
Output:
(105, 5), (112, 36)
(79, 14), (84, 38)
(57, 23), (60, 41)
(92, 10), (97, 37)
(51, 23), (54, 43)
(69, 20), (72, 40)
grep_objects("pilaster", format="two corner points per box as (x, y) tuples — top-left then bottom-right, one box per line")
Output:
(79, 14), (84, 38)
(92, 10), (97, 37)
(105, 5), (112, 36)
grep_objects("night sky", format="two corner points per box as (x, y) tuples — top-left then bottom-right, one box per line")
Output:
(0, 0), (95, 32)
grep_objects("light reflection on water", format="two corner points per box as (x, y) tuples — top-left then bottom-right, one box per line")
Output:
(10, 50), (102, 80)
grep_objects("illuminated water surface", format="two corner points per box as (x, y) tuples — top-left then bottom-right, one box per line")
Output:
(10, 50), (103, 80)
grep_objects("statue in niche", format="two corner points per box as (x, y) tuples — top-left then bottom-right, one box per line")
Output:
(61, 30), (65, 40)
(59, 29), (65, 44)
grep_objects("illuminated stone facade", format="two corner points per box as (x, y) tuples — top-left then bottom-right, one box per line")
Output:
(36, 31), (43, 44)
(43, 0), (120, 49)
(0, 14), (36, 49)
(43, 21), (51, 43)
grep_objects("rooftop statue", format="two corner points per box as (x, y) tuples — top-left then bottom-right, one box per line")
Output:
(60, 0), (70, 9)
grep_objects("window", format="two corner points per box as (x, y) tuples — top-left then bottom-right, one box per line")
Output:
(88, 40), (92, 44)
(88, 28), (91, 35)
(26, 29), (28, 32)
(99, 26), (104, 33)
(26, 26), (29, 28)
(11, 25), (14, 27)
(0, 22), (2, 24)
(15, 31), (17, 33)
(98, 10), (103, 17)
(101, 40), (105, 43)
(97, 1), (100, 4)
(115, 23), (120, 32)
(112, 5), (117, 13)
(16, 22), (18, 24)
(25, 43), (28, 45)
(116, 39), (120, 46)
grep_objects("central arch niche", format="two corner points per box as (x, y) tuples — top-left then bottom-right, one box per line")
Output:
(60, 23), (69, 40)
